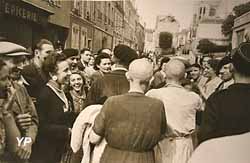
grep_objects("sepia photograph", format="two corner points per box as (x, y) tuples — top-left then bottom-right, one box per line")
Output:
(0, 0), (250, 163)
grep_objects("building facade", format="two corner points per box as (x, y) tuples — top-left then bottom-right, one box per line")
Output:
(232, 11), (250, 48)
(154, 15), (180, 54)
(67, 0), (142, 53)
(144, 28), (155, 52)
(67, 0), (94, 51)
(135, 18), (145, 53)
(0, 0), (71, 51)
(123, 0), (137, 48)
(113, 1), (124, 49)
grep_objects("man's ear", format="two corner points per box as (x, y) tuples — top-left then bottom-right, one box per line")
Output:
(34, 49), (39, 58)
(125, 72), (132, 81)
(230, 63), (234, 73)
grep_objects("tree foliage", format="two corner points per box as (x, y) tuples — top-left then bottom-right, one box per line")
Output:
(221, 14), (235, 38)
(222, 2), (250, 38)
(159, 32), (173, 49)
(197, 39), (228, 54)
(233, 2), (250, 17)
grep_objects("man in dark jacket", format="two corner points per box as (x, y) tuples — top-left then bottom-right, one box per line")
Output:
(22, 39), (54, 101)
(86, 44), (138, 106)
(198, 42), (250, 144)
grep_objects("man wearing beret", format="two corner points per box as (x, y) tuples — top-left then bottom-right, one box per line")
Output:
(0, 41), (38, 162)
(86, 44), (138, 106)
(61, 48), (80, 73)
(22, 39), (54, 102)
(198, 42), (250, 144)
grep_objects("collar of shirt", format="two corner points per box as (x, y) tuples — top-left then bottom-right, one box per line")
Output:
(47, 80), (69, 112)
(128, 90), (145, 94)
(112, 65), (128, 72)
(164, 83), (183, 89)
(18, 75), (30, 86)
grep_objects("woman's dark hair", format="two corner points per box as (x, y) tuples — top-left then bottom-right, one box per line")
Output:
(159, 57), (170, 70)
(207, 59), (220, 73)
(42, 51), (67, 77)
(190, 63), (202, 69)
(199, 55), (211, 66)
(181, 79), (201, 95)
(97, 48), (111, 55)
(93, 53), (111, 70)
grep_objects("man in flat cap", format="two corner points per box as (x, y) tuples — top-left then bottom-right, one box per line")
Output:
(90, 58), (166, 163)
(86, 44), (138, 106)
(198, 42), (250, 144)
(0, 41), (38, 162)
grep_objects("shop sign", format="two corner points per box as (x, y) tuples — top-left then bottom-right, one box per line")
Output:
(0, 0), (42, 23)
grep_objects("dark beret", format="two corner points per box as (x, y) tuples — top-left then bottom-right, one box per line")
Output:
(218, 56), (232, 71)
(232, 42), (250, 75)
(61, 48), (79, 58)
(0, 41), (30, 56)
(113, 44), (138, 66)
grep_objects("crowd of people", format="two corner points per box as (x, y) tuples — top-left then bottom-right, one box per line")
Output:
(0, 38), (249, 163)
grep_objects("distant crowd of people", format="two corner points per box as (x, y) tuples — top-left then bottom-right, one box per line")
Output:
(0, 38), (249, 163)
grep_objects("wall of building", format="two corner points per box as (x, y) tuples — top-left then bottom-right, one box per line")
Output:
(232, 11), (250, 48)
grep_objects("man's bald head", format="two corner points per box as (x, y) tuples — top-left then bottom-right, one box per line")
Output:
(126, 58), (154, 82)
(164, 59), (185, 81)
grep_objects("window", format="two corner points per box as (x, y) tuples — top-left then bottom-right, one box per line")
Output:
(209, 8), (216, 16)
(85, 1), (91, 21)
(54, 0), (61, 7)
(71, 23), (80, 49)
(87, 39), (92, 50)
(72, 0), (82, 16)
(108, 3), (111, 24)
(237, 30), (245, 46)
(199, 7), (202, 15)
(80, 27), (87, 50)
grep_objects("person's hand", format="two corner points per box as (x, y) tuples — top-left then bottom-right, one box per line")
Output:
(0, 90), (16, 113)
(16, 142), (32, 160)
(16, 113), (32, 131)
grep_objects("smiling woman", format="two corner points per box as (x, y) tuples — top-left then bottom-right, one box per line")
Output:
(65, 72), (87, 114)
(31, 52), (78, 163)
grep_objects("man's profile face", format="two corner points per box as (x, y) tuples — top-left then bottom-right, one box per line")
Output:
(36, 44), (54, 64)
(80, 50), (91, 63)
(190, 67), (201, 81)
(3, 56), (27, 80)
(219, 63), (233, 82)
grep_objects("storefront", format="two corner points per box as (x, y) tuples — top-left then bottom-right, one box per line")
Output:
(0, 0), (69, 51)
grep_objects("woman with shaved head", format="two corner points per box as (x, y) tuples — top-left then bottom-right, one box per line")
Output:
(147, 59), (203, 163)
(89, 58), (166, 163)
